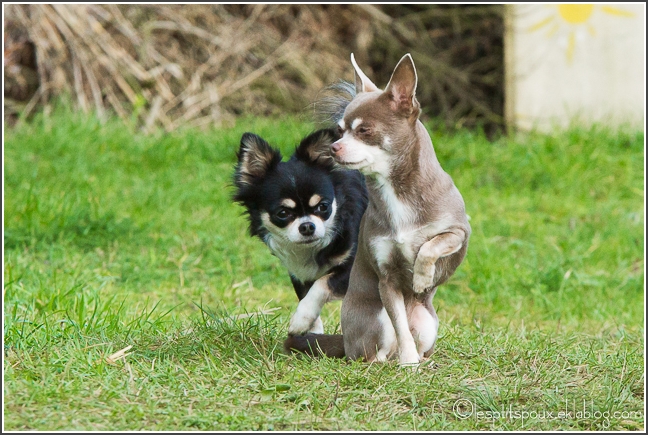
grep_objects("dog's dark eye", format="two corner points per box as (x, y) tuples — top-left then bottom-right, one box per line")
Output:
(275, 209), (291, 220)
(337, 126), (344, 136)
(357, 126), (370, 134)
(315, 203), (329, 214)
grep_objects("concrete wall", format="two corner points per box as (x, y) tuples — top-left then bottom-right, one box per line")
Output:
(505, 4), (645, 131)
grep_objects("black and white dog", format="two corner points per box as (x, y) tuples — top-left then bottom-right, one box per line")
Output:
(233, 128), (367, 339)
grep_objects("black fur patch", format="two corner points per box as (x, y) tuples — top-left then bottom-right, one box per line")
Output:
(232, 128), (368, 301)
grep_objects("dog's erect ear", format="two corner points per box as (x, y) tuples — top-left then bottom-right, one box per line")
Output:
(354, 70), (363, 96)
(294, 128), (339, 169)
(351, 53), (379, 94)
(235, 133), (282, 186)
(384, 53), (420, 117)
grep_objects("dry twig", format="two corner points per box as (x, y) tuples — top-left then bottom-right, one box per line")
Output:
(4, 4), (504, 133)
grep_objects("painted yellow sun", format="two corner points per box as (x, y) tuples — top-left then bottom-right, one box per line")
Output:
(528, 4), (635, 62)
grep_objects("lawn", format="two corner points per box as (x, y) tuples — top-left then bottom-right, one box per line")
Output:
(3, 108), (645, 430)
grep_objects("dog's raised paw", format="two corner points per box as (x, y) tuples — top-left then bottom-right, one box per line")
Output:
(413, 263), (435, 293)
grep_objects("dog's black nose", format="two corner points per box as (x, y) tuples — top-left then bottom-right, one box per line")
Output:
(299, 222), (316, 236)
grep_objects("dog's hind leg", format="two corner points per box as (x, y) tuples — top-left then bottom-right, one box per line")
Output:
(413, 231), (466, 294)
(419, 289), (440, 358)
(341, 251), (384, 363)
(410, 301), (438, 358)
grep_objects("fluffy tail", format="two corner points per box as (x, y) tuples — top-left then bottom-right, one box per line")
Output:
(312, 80), (355, 127)
(283, 333), (345, 359)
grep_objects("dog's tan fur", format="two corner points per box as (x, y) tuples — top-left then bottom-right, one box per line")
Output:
(334, 54), (470, 365)
(284, 54), (470, 365)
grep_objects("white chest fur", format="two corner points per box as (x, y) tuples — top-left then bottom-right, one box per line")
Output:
(376, 177), (416, 229)
(266, 237), (330, 282)
(371, 230), (418, 271)
(371, 177), (458, 272)
(371, 215), (457, 273)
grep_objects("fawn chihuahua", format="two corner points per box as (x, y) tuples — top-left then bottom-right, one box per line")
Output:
(285, 54), (470, 365)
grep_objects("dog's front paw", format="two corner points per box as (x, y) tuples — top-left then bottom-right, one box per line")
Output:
(309, 316), (324, 334)
(413, 262), (436, 294)
(398, 348), (421, 368)
(288, 310), (317, 336)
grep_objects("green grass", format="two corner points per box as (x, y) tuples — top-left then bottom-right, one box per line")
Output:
(3, 108), (645, 430)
